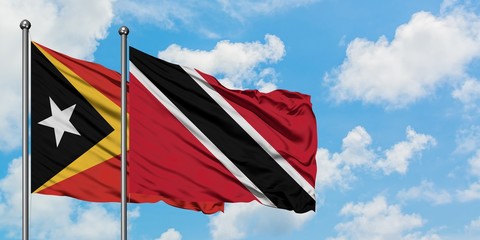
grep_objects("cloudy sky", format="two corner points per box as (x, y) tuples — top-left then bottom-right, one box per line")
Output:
(1, 0), (480, 239)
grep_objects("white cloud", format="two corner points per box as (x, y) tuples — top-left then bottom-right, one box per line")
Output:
(397, 180), (452, 205)
(440, 0), (460, 13)
(6, 0), (114, 60)
(455, 125), (480, 154)
(326, 7), (480, 108)
(116, 0), (319, 36)
(0, 158), (23, 230)
(315, 126), (375, 190)
(115, 0), (227, 39)
(436, 216), (480, 240)
(208, 202), (314, 240)
(33, 201), (119, 240)
(403, 232), (442, 240)
(375, 127), (436, 175)
(457, 182), (480, 202)
(155, 228), (182, 240)
(315, 148), (353, 190)
(339, 126), (376, 167)
(115, 0), (194, 29)
(452, 78), (480, 111)
(456, 147), (480, 202)
(128, 206), (141, 219)
(328, 196), (429, 240)
(316, 126), (435, 190)
(0, 158), (120, 239)
(0, 0), (115, 151)
(468, 150), (480, 177)
(116, 0), (319, 26)
(158, 34), (285, 91)
(217, 0), (319, 21)
(465, 217), (480, 233)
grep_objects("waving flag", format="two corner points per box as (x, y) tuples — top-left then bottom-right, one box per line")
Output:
(31, 42), (160, 203)
(129, 47), (317, 213)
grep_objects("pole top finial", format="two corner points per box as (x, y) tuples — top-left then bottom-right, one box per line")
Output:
(20, 19), (31, 30)
(119, 26), (129, 36)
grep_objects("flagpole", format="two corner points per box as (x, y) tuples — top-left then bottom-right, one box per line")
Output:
(119, 25), (129, 240)
(20, 19), (31, 240)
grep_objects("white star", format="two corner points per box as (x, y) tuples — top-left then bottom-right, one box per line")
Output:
(38, 97), (81, 147)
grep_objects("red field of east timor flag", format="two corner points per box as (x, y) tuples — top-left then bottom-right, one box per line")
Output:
(31, 42), (162, 203)
(129, 47), (317, 213)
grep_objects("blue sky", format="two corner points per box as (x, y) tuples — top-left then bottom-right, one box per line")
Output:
(1, 0), (480, 239)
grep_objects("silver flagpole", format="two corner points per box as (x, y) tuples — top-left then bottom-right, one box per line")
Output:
(20, 19), (31, 240)
(119, 26), (129, 240)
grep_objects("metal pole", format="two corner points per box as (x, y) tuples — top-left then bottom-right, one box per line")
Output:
(119, 25), (129, 240)
(20, 19), (31, 240)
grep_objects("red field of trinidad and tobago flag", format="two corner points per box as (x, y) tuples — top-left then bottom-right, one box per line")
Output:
(128, 47), (317, 214)
(31, 41), (317, 214)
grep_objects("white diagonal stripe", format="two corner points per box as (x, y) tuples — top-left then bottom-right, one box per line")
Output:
(182, 66), (316, 201)
(130, 63), (276, 208)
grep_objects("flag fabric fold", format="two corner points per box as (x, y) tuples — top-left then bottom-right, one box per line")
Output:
(128, 47), (317, 213)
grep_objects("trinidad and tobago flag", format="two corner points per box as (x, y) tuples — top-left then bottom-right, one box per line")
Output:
(129, 47), (317, 213)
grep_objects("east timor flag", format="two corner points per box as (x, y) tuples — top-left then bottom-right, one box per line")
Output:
(31, 41), (126, 201)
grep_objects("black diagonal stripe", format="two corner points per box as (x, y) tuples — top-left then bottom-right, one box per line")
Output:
(130, 47), (315, 213)
(31, 43), (114, 192)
